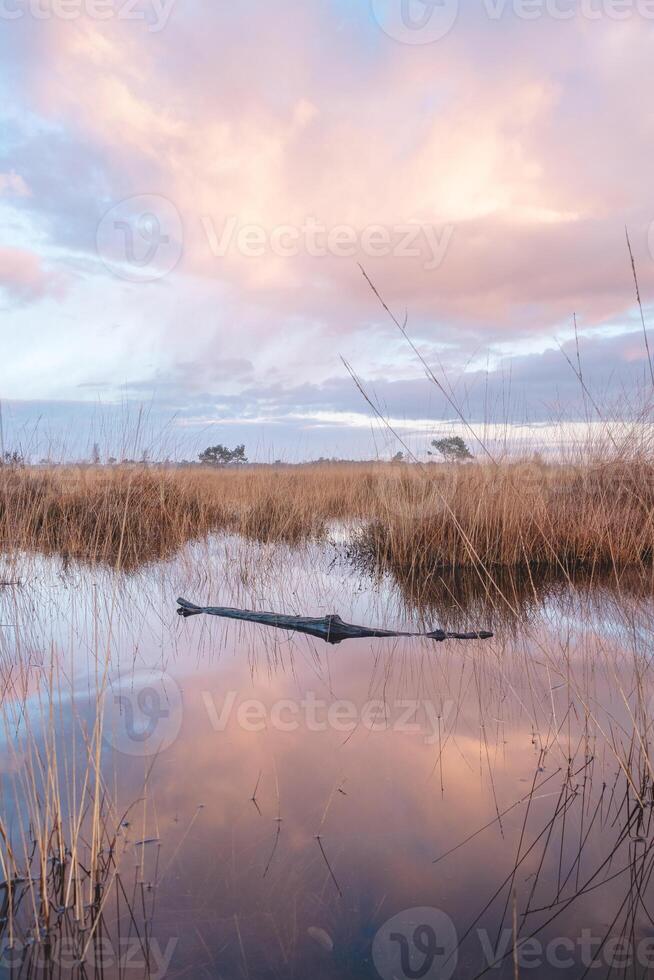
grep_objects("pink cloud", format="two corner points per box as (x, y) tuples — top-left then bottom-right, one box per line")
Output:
(0, 247), (62, 304)
(5, 8), (654, 378)
(0, 172), (31, 197)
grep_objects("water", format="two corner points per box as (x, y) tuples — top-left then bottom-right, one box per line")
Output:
(1, 539), (653, 978)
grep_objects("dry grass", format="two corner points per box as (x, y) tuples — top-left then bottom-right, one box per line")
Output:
(356, 458), (654, 589)
(1, 457), (654, 575)
(0, 627), (149, 967)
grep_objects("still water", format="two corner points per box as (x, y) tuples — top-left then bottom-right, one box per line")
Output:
(0, 538), (653, 978)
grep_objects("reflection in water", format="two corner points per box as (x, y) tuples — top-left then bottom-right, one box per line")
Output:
(359, 555), (654, 635)
(0, 538), (654, 977)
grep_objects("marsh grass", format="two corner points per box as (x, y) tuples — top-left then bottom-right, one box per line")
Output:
(0, 578), (156, 975)
(0, 680), (145, 974)
(2, 456), (654, 578)
(356, 458), (654, 591)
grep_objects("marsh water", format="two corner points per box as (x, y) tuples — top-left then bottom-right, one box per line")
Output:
(1, 537), (654, 979)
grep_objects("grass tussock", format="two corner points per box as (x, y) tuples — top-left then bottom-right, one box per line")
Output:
(0, 465), (346, 566)
(1, 457), (654, 574)
(358, 458), (654, 584)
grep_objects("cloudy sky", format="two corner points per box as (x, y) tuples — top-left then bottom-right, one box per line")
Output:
(1, 0), (653, 461)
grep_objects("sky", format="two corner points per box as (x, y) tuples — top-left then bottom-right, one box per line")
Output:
(1, 0), (654, 461)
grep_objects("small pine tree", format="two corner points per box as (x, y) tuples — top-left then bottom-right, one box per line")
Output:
(199, 444), (248, 466)
(428, 436), (473, 463)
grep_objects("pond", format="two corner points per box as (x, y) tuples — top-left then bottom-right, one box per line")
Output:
(0, 538), (653, 978)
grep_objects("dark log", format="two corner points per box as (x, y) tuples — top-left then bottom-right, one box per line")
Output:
(176, 597), (492, 645)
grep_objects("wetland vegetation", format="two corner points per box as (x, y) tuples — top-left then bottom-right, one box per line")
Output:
(1, 441), (654, 976)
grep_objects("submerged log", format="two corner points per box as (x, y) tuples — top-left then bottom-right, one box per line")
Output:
(176, 597), (493, 645)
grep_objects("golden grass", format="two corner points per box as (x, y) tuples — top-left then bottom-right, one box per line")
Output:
(357, 458), (654, 591)
(1, 458), (654, 575)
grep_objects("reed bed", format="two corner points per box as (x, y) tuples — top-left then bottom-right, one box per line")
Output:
(0, 657), (149, 973)
(357, 458), (654, 593)
(1, 456), (654, 575)
(0, 578), (161, 974)
(2, 485), (654, 973)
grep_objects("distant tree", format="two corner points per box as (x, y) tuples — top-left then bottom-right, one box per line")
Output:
(428, 436), (473, 463)
(91, 443), (101, 465)
(391, 451), (405, 463)
(199, 445), (227, 465)
(230, 444), (247, 464)
(1, 450), (24, 466)
(107, 456), (117, 466)
(199, 444), (248, 466)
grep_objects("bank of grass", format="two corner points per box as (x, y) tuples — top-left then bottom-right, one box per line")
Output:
(1, 454), (654, 576)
